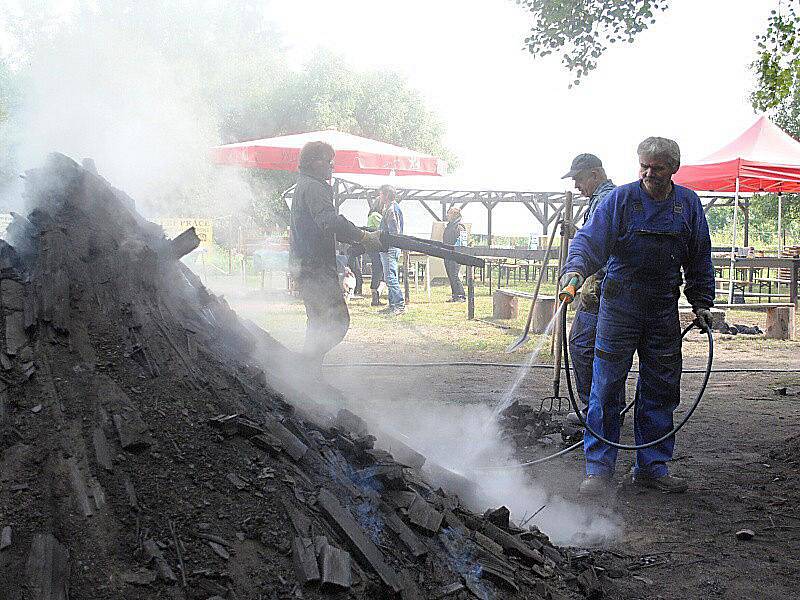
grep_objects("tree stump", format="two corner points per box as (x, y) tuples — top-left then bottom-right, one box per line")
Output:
(532, 297), (557, 333)
(493, 291), (518, 319)
(764, 306), (794, 340)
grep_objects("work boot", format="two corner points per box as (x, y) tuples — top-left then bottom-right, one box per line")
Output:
(371, 291), (384, 306)
(566, 408), (588, 428)
(578, 474), (613, 497)
(632, 473), (688, 494)
(390, 305), (406, 316)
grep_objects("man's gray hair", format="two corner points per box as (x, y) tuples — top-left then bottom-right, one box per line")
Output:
(637, 137), (681, 170)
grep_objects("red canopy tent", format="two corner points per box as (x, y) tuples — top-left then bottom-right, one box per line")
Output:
(674, 115), (800, 193)
(211, 129), (444, 176)
(674, 115), (800, 303)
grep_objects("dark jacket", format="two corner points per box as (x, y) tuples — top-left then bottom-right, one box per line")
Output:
(380, 201), (404, 235)
(443, 217), (466, 246)
(290, 172), (363, 271)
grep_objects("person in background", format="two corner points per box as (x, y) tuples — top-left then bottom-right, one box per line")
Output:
(289, 141), (383, 367)
(442, 206), (468, 302)
(378, 185), (405, 316)
(560, 137), (714, 496)
(560, 153), (621, 427)
(366, 204), (385, 306)
(347, 253), (364, 297)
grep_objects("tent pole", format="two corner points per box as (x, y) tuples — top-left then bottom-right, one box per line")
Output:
(777, 193), (783, 256)
(728, 177), (740, 305)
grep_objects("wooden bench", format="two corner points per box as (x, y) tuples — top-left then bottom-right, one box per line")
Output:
(492, 289), (557, 332)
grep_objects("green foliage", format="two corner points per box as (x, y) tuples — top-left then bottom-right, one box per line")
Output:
(516, 0), (669, 85)
(751, 2), (800, 115)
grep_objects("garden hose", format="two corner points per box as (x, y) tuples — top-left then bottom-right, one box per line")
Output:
(561, 300), (714, 451)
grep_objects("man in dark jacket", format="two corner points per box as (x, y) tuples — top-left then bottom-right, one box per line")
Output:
(443, 206), (467, 302)
(290, 141), (383, 364)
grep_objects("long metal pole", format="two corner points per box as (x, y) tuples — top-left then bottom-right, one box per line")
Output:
(778, 193), (783, 256)
(728, 177), (740, 305)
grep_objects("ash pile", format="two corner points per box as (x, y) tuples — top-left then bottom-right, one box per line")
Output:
(0, 154), (620, 599)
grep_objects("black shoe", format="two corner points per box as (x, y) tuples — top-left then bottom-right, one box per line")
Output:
(578, 474), (614, 497)
(371, 291), (384, 306)
(566, 409), (588, 428)
(445, 297), (458, 302)
(632, 473), (688, 494)
(455, 296), (466, 302)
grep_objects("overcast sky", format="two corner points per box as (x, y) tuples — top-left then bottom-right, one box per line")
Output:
(271, 0), (773, 235)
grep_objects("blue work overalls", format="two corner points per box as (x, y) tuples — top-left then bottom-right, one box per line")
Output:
(568, 180), (617, 409)
(563, 181), (714, 478)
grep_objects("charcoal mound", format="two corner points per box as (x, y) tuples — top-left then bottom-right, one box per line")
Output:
(0, 154), (617, 599)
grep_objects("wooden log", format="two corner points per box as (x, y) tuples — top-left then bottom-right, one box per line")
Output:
(26, 533), (71, 600)
(170, 227), (200, 260)
(317, 489), (403, 593)
(765, 306), (794, 340)
(492, 290), (518, 319)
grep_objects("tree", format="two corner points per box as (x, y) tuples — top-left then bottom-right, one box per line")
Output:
(0, 2), (453, 231)
(228, 50), (455, 226)
(516, 0), (669, 86)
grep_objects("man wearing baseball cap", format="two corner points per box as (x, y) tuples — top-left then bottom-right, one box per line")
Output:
(560, 154), (622, 428)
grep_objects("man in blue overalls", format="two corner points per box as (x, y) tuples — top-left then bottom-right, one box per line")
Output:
(561, 138), (714, 496)
(560, 154), (620, 427)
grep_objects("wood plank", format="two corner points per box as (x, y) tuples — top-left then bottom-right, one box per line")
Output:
(0, 526), (11, 550)
(113, 408), (152, 452)
(406, 494), (443, 535)
(292, 537), (320, 584)
(5, 311), (27, 356)
(314, 536), (352, 590)
(25, 533), (70, 600)
(263, 416), (307, 461)
(66, 457), (93, 518)
(317, 489), (403, 593)
(378, 500), (428, 558)
(92, 428), (114, 471)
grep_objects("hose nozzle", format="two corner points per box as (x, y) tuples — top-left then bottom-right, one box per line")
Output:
(558, 276), (579, 304)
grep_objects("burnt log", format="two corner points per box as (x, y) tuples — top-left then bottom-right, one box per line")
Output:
(169, 227), (200, 260)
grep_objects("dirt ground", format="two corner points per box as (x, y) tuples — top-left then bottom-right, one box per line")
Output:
(218, 283), (800, 600)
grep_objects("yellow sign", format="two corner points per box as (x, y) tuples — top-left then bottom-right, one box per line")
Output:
(0, 213), (12, 236)
(157, 218), (214, 251)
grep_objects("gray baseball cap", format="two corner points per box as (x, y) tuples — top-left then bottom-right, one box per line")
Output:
(562, 153), (603, 179)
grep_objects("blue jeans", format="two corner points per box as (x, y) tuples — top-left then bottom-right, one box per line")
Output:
(584, 279), (681, 478)
(380, 248), (404, 308)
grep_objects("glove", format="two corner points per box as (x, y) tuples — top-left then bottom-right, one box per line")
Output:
(581, 273), (601, 307)
(360, 230), (384, 253)
(692, 306), (713, 332)
(559, 271), (585, 291)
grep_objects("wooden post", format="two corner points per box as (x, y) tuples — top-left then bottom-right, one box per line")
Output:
(791, 259), (798, 309)
(487, 202), (493, 247)
(467, 266), (475, 320)
(728, 178), (740, 305)
(402, 251), (410, 304)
